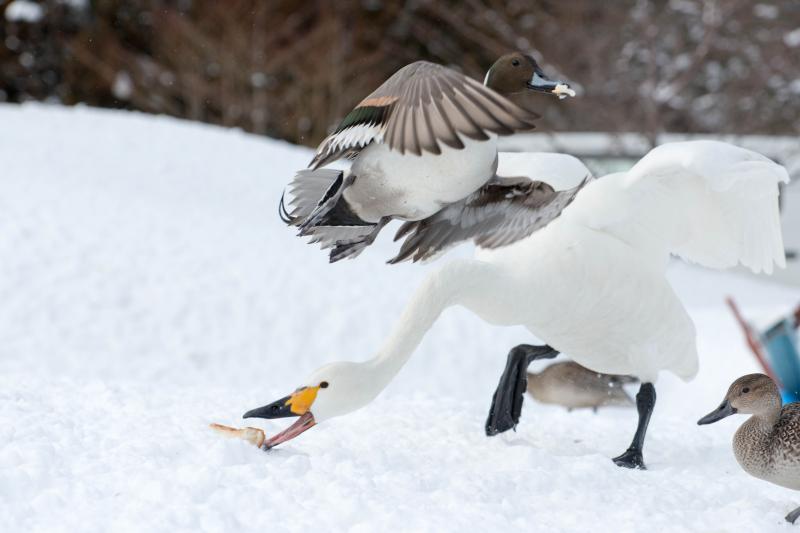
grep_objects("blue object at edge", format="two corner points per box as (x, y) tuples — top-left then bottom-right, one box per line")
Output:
(761, 318), (800, 404)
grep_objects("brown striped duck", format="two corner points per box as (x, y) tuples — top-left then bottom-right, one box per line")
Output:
(699, 374), (800, 524)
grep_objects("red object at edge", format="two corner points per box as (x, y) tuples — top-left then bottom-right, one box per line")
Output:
(726, 297), (783, 387)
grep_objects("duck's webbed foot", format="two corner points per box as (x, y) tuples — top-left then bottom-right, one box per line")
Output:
(329, 217), (389, 262)
(612, 382), (655, 469)
(785, 505), (800, 524)
(485, 344), (559, 436)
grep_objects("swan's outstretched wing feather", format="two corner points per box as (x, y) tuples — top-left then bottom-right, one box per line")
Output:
(310, 61), (540, 169)
(572, 140), (789, 274)
(389, 174), (590, 264)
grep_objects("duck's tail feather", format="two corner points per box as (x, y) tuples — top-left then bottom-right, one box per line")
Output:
(282, 168), (383, 261)
(606, 389), (636, 406)
(608, 374), (639, 386)
(281, 168), (347, 228)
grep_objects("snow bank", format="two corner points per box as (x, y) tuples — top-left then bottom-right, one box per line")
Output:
(1, 103), (799, 532)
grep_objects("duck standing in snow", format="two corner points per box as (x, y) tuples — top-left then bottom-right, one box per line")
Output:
(219, 141), (786, 471)
(698, 374), (800, 523)
(280, 52), (575, 262)
(527, 361), (638, 412)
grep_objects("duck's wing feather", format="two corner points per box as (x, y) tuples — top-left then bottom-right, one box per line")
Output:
(775, 403), (800, 448)
(567, 140), (789, 274)
(310, 61), (540, 169)
(388, 174), (591, 264)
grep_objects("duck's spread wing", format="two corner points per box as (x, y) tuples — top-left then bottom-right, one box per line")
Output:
(310, 61), (540, 169)
(388, 174), (591, 264)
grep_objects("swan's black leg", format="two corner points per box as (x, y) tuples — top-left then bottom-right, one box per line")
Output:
(612, 382), (656, 469)
(485, 344), (559, 436)
(785, 505), (800, 524)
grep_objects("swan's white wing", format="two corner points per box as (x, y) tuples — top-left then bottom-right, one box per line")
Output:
(389, 153), (593, 264)
(569, 140), (789, 274)
(496, 152), (592, 190)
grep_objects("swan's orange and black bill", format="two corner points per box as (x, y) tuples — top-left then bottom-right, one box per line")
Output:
(697, 399), (737, 425)
(243, 385), (320, 448)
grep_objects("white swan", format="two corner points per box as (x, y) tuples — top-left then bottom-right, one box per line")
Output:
(239, 140), (788, 468)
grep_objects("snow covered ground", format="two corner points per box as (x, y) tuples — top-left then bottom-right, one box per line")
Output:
(1, 103), (799, 532)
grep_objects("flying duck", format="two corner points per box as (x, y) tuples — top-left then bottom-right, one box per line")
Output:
(698, 374), (800, 523)
(526, 361), (638, 412)
(280, 52), (574, 262)
(222, 141), (786, 472)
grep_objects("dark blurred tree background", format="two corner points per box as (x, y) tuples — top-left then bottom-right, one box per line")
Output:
(2, 0), (799, 147)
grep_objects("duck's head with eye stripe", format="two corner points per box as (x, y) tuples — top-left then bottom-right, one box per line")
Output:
(485, 52), (575, 99)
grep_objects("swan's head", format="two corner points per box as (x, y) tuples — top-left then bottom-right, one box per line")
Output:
(242, 361), (376, 448)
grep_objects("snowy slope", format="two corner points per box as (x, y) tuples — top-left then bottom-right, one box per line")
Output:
(1, 103), (799, 532)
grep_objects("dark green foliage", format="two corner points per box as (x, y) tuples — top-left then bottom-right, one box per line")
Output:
(2, 0), (798, 144)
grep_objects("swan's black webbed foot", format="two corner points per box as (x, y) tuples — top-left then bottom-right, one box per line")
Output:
(612, 382), (655, 470)
(485, 344), (559, 436)
(612, 448), (646, 469)
(785, 505), (800, 524)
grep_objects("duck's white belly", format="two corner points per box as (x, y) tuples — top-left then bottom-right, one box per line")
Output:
(345, 135), (497, 222)
(476, 221), (699, 382)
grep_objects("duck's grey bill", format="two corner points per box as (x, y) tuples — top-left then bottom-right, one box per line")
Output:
(527, 69), (561, 94)
(697, 399), (737, 425)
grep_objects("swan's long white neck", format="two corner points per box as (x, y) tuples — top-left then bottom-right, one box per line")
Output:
(363, 269), (461, 393)
(309, 260), (499, 423)
(349, 260), (496, 404)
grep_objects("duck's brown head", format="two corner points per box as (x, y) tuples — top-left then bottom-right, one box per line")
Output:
(485, 52), (574, 99)
(698, 373), (781, 425)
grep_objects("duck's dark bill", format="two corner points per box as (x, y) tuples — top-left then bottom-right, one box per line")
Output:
(697, 400), (737, 425)
(262, 411), (316, 449)
(527, 69), (573, 98)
